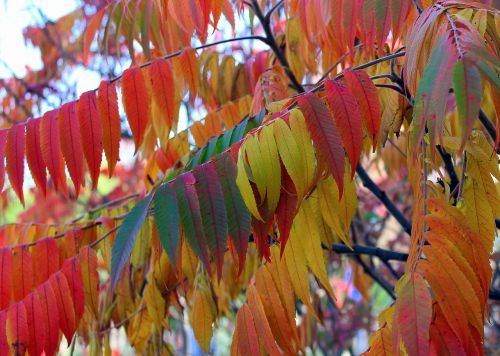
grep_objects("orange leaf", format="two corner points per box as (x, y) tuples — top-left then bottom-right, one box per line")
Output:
(25, 118), (47, 195)
(255, 267), (297, 354)
(97, 80), (121, 176)
(59, 101), (85, 196)
(83, 7), (106, 64)
(297, 93), (345, 196)
(33, 237), (60, 287)
(6, 302), (29, 355)
(62, 256), (85, 322)
(177, 48), (199, 102)
(40, 109), (68, 194)
(36, 282), (60, 356)
(150, 58), (175, 132)
(12, 246), (33, 302)
(233, 305), (260, 356)
(395, 272), (432, 356)
(122, 66), (150, 151)
(50, 272), (77, 343)
(0, 247), (12, 310)
(78, 90), (103, 189)
(5, 123), (25, 205)
(246, 285), (281, 356)
(343, 69), (381, 149)
(80, 247), (99, 317)
(24, 292), (45, 356)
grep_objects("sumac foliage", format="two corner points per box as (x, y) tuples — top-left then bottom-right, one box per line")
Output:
(0, 0), (499, 355)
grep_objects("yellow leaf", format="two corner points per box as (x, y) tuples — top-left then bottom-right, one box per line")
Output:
(143, 277), (166, 329)
(236, 140), (263, 220)
(289, 109), (316, 195)
(189, 289), (215, 353)
(259, 126), (281, 213)
(273, 118), (307, 201)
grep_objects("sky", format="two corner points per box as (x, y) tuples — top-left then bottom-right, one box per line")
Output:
(0, 0), (79, 78)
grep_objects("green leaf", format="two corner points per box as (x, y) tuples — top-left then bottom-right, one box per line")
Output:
(214, 154), (251, 273)
(154, 183), (180, 267)
(111, 194), (153, 291)
(174, 172), (212, 276)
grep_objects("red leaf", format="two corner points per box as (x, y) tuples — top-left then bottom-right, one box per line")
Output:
(62, 257), (85, 322)
(324, 79), (363, 175)
(122, 66), (150, 151)
(251, 217), (272, 262)
(5, 124), (25, 205)
(33, 238), (60, 287)
(40, 109), (68, 194)
(59, 102), (85, 196)
(343, 69), (381, 149)
(79, 247), (99, 317)
(297, 93), (345, 196)
(24, 292), (45, 356)
(0, 130), (6, 193)
(97, 80), (121, 176)
(276, 170), (298, 256)
(150, 58), (175, 131)
(78, 90), (103, 189)
(37, 282), (59, 356)
(25, 118), (47, 195)
(50, 272), (76, 343)
(0, 311), (8, 355)
(6, 302), (29, 355)
(234, 304), (260, 355)
(0, 247), (12, 310)
(12, 246), (33, 302)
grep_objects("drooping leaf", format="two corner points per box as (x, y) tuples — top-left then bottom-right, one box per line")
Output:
(50, 272), (77, 343)
(59, 102), (85, 196)
(174, 173), (212, 275)
(111, 194), (153, 291)
(83, 7), (106, 64)
(194, 163), (228, 281)
(343, 69), (382, 149)
(37, 282), (60, 356)
(79, 247), (99, 317)
(189, 288), (215, 353)
(25, 119), (47, 195)
(236, 139), (263, 221)
(12, 246), (33, 302)
(176, 48), (199, 102)
(395, 272), (432, 356)
(40, 109), (67, 194)
(5, 123), (25, 205)
(78, 90), (103, 189)
(143, 278), (166, 329)
(0, 130), (6, 194)
(233, 305), (260, 356)
(97, 80), (121, 176)
(0, 247), (12, 310)
(122, 66), (151, 151)
(297, 93), (345, 196)
(23, 291), (45, 356)
(258, 126), (281, 213)
(6, 302), (28, 356)
(62, 257), (85, 322)
(0, 311), (9, 356)
(154, 183), (180, 268)
(324, 79), (363, 174)
(150, 58), (176, 132)
(276, 170), (298, 256)
(246, 286), (281, 356)
(213, 154), (251, 274)
(32, 237), (60, 287)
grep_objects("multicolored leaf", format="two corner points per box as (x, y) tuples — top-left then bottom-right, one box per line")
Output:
(33, 237), (60, 286)
(25, 118), (47, 195)
(37, 282), (60, 356)
(154, 183), (180, 267)
(6, 302), (28, 355)
(5, 123), (25, 204)
(23, 291), (45, 356)
(297, 93), (345, 196)
(11, 246), (33, 302)
(49, 272), (77, 343)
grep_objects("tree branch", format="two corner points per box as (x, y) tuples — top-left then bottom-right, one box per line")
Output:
(356, 164), (412, 235)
